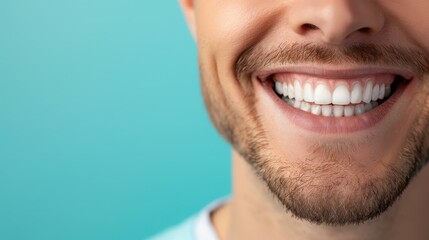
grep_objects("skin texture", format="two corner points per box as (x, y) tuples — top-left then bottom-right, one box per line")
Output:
(180, 0), (429, 239)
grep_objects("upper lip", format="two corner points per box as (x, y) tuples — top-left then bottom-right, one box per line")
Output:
(254, 64), (415, 82)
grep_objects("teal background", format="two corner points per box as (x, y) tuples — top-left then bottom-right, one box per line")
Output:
(0, 1), (231, 239)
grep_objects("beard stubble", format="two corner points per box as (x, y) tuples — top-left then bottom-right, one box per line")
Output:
(200, 43), (429, 225)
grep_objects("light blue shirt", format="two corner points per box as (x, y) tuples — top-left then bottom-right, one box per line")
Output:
(148, 198), (227, 240)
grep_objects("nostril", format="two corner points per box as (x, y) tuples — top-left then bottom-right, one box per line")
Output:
(302, 23), (319, 31)
(358, 27), (372, 34)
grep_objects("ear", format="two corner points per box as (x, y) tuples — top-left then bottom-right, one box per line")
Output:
(179, 0), (197, 40)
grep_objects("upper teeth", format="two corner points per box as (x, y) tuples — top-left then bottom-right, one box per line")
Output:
(274, 80), (391, 105)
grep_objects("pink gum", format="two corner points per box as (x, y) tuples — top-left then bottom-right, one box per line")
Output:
(273, 73), (395, 91)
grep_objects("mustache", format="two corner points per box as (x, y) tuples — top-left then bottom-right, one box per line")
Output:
(235, 43), (429, 78)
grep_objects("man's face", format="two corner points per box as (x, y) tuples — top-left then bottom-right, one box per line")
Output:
(182, 0), (429, 224)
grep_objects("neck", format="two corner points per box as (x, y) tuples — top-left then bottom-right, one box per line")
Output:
(213, 150), (429, 240)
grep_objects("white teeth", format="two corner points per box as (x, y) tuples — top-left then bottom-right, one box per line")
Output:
(322, 105), (333, 117)
(283, 83), (289, 97)
(364, 103), (373, 111)
(355, 104), (365, 115)
(379, 84), (385, 100)
(311, 105), (322, 115)
(294, 81), (304, 101)
(285, 99), (380, 117)
(293, 99), (302, 108)
(304, 83), (314, 102)
(344, 106), (355, 117)
(351, 83), (363, 104)
(314, 84), (332, 104)
(300, 102), (311, 112)
(332, 84), (351, 105)
(275, 77), (394, 118)
(363, 80), (374, 103)
(275, 77), (393, 104)
(385, 85), (391, 98)
(283, 95), (289, 102)
(372, 84), (380, 101)
(275, 81), (283, 95)
(276, 79), (391, 104)
(288, 82), (295, 99)
(333, 105), (345, 117)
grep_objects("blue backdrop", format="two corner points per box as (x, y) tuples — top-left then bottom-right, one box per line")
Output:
(0, 1), (231, 239)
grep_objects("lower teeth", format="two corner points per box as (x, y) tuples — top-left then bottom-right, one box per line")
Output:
(283, 96), (381, 117)
(277, 78), (401, 117)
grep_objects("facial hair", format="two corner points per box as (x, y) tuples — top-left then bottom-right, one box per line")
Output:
(200, 43), (429, 225)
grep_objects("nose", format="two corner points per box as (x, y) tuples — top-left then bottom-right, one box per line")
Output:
(288, 0), (385, 44)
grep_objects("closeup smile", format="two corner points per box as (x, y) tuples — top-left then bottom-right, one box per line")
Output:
(255, 66), (414, 133)
(273, 73), (399, 117)
(179, 0), (429, 232)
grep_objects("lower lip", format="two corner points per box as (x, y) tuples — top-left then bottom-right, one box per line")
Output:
(257, 78), (411, 134)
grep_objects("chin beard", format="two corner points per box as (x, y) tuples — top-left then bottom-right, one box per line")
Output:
(199, 43), (429, 225)
(202, 75), (429, 225)
(236, 117), (429, 225)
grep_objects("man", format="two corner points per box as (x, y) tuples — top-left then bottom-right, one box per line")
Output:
(150, 0), (429, 239)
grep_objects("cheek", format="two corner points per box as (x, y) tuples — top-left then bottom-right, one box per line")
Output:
(194, 4), (262, 127)
(195, 0), (284, 58)
(195, 1), (289, 126)
(381, 1), (429, 51)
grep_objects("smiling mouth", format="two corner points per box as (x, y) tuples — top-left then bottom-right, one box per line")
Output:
(270, 73), (407, 117)
(254, 67), (414, 133)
